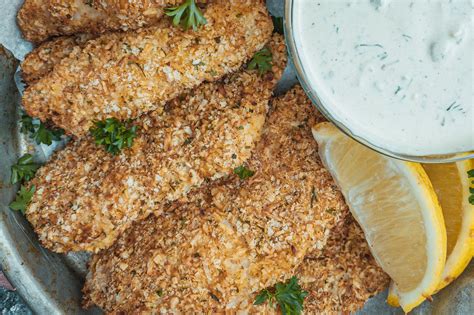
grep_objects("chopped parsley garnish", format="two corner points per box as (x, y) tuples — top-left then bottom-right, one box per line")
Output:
(233, 165), (255, 180)
(254, 276), (308, 315)
(165, 0), (207, 31)
(10, 154), (40, 185)
(468, 169), (474, 205)
(20, 113), (64, 146)
(9, 185), (36, 214)
(248, 48), (273, 75)
(272, 16), (284, 35)
(90, 118), (138, 155)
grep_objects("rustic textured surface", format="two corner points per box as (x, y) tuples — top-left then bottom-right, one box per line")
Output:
(0, 287), (32, 315)
(17, 0), (205, 43)
(25, 34), (286, 253)
(82, 86), (347, 313)
(22, 0), (273, 137)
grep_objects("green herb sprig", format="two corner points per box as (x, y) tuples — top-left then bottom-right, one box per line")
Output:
(254, 276), (308, 315)
(20, 113), (64, 146)
(165, 0), (207, 31)
(248, 48), (273, 75)
(468, 169), (474, 205)
(234, 165), (255, 180)
(9, 185), (36, 214)
(9, 152), (41, 214)
(90, 118), (138, 155)
(10, 154), (40, 184)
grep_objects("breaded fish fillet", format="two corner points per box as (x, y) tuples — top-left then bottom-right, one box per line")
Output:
(234, 209), (389, 314)
(26, 35), (286, 253)
(296, 213), (389, 314)
(82, 86), (348, 313)
(22, 0), (273, 137)
(17, 0), (205, 43)
(21, 34), (95, 85)
(229, 88), (389, 314)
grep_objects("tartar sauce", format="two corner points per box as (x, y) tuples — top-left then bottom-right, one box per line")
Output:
(293, 0), (473, 156)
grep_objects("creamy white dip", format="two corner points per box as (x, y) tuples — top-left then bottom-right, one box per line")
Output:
(293, 0), (473, 156)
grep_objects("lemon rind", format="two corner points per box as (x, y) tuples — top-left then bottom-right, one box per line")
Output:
(386, 162), (446, 312)
(436, 160), (474, 291)
(312, 123), (447, 313)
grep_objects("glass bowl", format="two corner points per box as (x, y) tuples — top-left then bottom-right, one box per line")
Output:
(284, 0), (474, 163)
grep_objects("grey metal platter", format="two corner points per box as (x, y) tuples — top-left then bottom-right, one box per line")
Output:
(0, 0), (473, 314)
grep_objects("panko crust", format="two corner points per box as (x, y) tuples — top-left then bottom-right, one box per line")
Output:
(17, 0), (206, 43)
(82, 86), (347, 313)
(26, 34), (287, 253)
(296, 213), (389, 314)
(22, 0), (273, 137)
(21, 34), (95, 85)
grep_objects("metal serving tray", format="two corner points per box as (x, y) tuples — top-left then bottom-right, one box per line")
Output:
(0, 0), (472, 314)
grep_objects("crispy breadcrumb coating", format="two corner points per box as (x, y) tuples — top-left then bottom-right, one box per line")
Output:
(21, 34), (95, 85)
(236, 209), (389, 314)
(296, 212), (389, 314)
(82, 86), (348, 313)
(26, 34), (286, 253)
(22, 0), (273, 137)
(17, 0), (206, 43)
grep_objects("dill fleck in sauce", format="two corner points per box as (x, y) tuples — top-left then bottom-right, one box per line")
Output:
(293, 0), (473, 156)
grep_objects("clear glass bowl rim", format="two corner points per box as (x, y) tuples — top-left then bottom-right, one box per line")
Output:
(284, 0), (474, 164)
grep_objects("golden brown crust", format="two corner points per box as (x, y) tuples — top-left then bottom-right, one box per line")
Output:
(296, 213), (389, 314)
(22, 0), (273, 137)
(236, 87), (389, 314)
(21, 34), (95, 85)
(17, 0), (206, 43)
(82, 86), (347, 313)
(26, 34), (286, 253)
(239, 210), (389, 315)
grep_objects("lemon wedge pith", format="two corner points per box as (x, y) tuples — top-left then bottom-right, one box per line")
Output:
(312, 122), (447, 313)
(422, 160), (474, 291)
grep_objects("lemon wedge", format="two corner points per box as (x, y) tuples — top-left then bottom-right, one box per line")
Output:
(312, 122), (447, 313)
(422, 160), (474, 291)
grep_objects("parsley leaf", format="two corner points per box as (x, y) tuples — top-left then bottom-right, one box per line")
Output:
(9, 185), (36, 214)
(20, 114), (36, 134)
(10, 154), (40, 184)
(90, 118), (138, 155)
(468, 169), (474, 205)
(34, 124), (64, 146)
(234, 165), (255, 180)
(254, 276), (308, 315)
(248, 47), (273, 75)
(165, 0), (207, 31)
(20, 113), (64, 146)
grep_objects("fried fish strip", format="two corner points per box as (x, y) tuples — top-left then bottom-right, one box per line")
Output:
(296, 213), (390, 314)
(26, 34), (286, 254)
(82, 86), (348, 313)
(17, 0), (205, 43)
(229, 87), (389, 314)
(22, 0), (273, 137)
(237, 209), (389, 314)
(21, 34), (95, 85)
